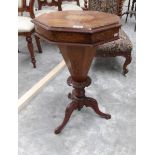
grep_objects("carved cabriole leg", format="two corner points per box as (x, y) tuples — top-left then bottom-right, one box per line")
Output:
(84, 97), (111, 119)
(26, 36), (36, 68)
(123, 53), (132, 76)
(35, 35), (42, 53)
(54, 101), (79, 134)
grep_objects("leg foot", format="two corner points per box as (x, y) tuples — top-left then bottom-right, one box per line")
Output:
(26, 36), (36, 68)
(54, 102), (78, 134)
(123, 54), (132, 76)
(35, 35), (42, 53)
(84, 97), (111, 119)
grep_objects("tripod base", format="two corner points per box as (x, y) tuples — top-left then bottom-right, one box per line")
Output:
(54, 77), (111, 134)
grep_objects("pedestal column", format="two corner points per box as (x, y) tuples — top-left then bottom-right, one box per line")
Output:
(54, 45), (111, 134)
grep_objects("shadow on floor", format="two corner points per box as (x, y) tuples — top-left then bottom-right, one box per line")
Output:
(92, 57), (124, 74)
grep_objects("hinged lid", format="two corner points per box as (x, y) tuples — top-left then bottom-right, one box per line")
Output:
(32, 11), (121, 33)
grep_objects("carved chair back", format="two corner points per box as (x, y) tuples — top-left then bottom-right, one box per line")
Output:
(37, 0), (80, 11)
(37, 0), (60, 10)
(18, 0), (35, 18)
(85, 0), (124, 17)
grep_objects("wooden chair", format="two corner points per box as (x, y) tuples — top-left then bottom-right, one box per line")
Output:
(123, 0), (136, 31)
(18, 0), (42, 68)
(84, 0), (132, 76)
(36, 0), (61, 14)
(37, 0), (82, 11)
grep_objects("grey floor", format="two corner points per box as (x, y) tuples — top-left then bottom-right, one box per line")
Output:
(18, 40), (62, 98)
(18, 9), (136, 155)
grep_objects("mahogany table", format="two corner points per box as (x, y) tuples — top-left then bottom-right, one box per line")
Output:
(32, 11), (121, 134)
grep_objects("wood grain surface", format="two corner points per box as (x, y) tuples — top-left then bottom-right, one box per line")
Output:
(32, 11), (121, 33)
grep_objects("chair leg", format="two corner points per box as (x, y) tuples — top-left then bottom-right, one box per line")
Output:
(77, 0), (80, 6)
(134, 4), (136, 32)
(134, 23), (136, 32)
(123, 53), (132, 76)
(35, 35), (42, 53)
(26, 36), (36, 68)
(38, 2), (42, 10)
(125, 0), (131, 23)
(130, 0), (135, 17)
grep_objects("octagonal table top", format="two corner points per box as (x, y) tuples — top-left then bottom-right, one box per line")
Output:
(32, 11), (121, 33)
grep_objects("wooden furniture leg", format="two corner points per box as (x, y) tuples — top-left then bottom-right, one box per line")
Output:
(55, 101), (79, 134)
(38, 0), (42, 10)
(123, 53), (132, 76)
(125, 0), (131, 23)
(26, 35), (36, 68)
(77, 0), (80, 6)
(84, 97), (111, 119)
(35, 35), (42, 53)
(130, 0), (135, 17)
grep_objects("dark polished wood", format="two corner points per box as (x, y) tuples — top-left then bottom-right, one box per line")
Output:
(33, 11), (121, 46)
(18, 0), (42, 68)
(32, 11), (121, 134)
(35, 35), (42, 53)
(26, 35), (36, 68)
(33, 11), (120, 31)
